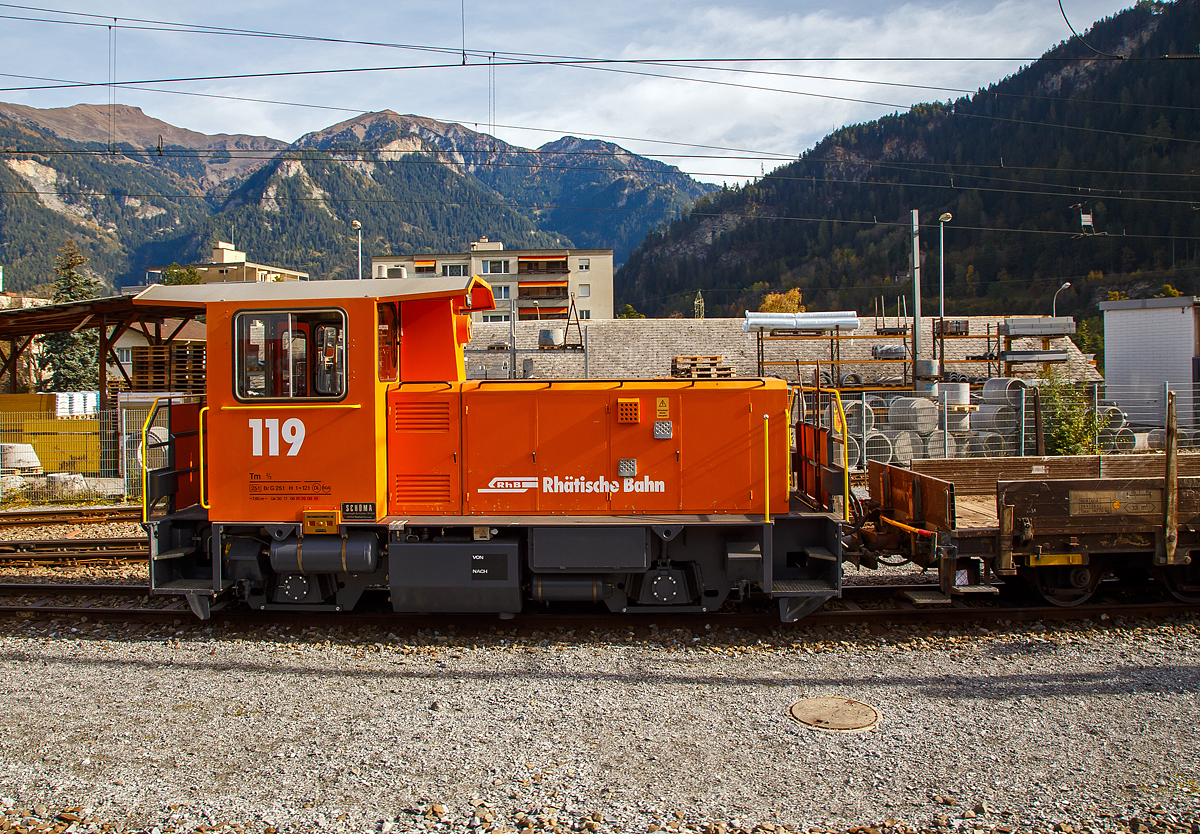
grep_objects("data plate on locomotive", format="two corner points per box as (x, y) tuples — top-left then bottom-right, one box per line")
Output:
(1068, 489), (1162, 516)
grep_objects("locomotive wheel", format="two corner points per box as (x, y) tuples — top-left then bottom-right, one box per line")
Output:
(1154, 563), (1200, 604)
(1023, 564), (1105, 607)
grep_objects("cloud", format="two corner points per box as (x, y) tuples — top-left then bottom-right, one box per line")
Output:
(0, 0), (1132, 183)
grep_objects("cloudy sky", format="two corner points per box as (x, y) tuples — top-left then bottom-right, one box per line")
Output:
(0, 0), (1134, 183)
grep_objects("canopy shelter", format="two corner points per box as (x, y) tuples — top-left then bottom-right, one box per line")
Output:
(0, 293), (205, 414)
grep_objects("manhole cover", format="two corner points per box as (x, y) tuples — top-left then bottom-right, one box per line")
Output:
(788, 696), (879, 733)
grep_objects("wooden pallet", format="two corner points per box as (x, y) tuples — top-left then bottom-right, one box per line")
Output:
(671, 355), (735, 378)
(131, 345), (206, 393)
(674, 367), (735, 378)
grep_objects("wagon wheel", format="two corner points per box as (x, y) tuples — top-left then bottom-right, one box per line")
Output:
(1022, 564), (1105, 607)
(1154, 562), (1200, 604)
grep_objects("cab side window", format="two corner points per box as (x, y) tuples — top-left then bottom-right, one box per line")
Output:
(236, 309), (346, 400)
(377, 302), (399, 382)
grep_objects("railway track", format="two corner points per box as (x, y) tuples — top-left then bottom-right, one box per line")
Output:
(0, 506), (141, 527)
(0, 537), (148, 564)
(0, 581), (1194, 629)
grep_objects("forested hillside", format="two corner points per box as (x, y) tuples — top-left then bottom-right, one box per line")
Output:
(0, 108), (712, 291)
(617, 0), (1200, 332)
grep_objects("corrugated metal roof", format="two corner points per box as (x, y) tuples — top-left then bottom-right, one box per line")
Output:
(134, 276), (491, 308)
(1099, 297), (1199, 311)
(0, 295), (201, 340)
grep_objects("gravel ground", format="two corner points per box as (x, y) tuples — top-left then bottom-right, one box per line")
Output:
(1, 615), (1198, 834)
(0, 521), (145, 542)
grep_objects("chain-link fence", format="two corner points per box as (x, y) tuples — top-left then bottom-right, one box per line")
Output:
(799, 378), (1197, 473)
(0, 399), (181, 505)
(1, 410), (121, 504)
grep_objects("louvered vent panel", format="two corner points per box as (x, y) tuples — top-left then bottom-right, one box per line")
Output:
(394, 474), (453, 505)
(394, 401), (451, 432)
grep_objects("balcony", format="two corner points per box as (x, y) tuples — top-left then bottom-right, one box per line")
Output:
(517, 289), (569, 302)
(518, 260), (569, 275)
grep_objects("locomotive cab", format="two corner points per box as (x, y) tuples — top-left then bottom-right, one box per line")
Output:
(134, 276), (843, 622)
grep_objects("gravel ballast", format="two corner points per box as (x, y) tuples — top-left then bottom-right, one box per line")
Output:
(1, 616), (1198, 834)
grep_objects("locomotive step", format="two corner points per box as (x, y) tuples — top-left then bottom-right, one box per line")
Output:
(772, 577), (837, 595)
(902, 588), (954, 605)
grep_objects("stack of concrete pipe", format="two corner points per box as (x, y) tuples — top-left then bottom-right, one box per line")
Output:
(877, 429), (919, 464)
(824, 400), (875, 435)
(888, 397), (939, 434)
(831, 376), (1073, 467)
(1099, 426), (1136, 453)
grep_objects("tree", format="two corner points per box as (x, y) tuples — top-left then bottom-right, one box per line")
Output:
(758, 288), (805, 313)
(160, 263), (202, 285)
(616, 304), (645, 319)
(1038, 368), (1107, 456)
(37, 241), (100, 392)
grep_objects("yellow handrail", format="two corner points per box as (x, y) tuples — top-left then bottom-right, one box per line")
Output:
(764, 413), (770, 524)
(221, 403), (361, 410)
(798, 383), (852, 523)
(198, 406), (210, 510)
(140, 397), (161, 524)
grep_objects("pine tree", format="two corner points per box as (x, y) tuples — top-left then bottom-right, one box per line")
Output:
(37, 241), (100, 391)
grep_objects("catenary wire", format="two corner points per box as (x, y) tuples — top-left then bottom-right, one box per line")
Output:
(2, 143), (1196, 203)
(2, 187), (1197, 241)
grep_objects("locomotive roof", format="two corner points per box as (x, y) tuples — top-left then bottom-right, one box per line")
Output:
(133, 275), (495, 309)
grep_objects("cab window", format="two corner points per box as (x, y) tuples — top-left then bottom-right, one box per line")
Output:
(235, 309), (346, 400)
(377, 302), (399, 382)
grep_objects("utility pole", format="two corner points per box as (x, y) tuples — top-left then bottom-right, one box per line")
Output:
(911, 209), (922, 359)
(351, 220), (362, 279)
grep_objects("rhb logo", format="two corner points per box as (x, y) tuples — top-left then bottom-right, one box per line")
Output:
(478, 475), (666, 494)
(478, 477), (540, 493)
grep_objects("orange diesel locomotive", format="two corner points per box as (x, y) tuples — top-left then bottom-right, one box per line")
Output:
(135, 276), (841, 621)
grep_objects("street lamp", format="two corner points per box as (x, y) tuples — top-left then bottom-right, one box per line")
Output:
(351, 220), (362, 280)
(938, 212), (952, 319)
(1053, 281), (1071, 317)
(533, 300), (541, 321)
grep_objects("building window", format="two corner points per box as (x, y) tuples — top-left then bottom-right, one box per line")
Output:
(442, 263), (468, 277)
(414, 264), (436, 275)
(483, 313), (510, 322)
(481, 260), (510, 274)
(579, 310), (591, 319)
(235, 309), (346, 400)
(116, 348), (132, 364)
(578, 258), (590, 271)
(494, 285), (511, 300)
(578, 283), (591, 298)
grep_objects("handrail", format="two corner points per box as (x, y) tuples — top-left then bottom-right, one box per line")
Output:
(220, 403), (361, 410)
(199, 406), (210, 510)
(797, 384), (852, 522)
(763, 413), (770, 524)
(140, 397), (161, 524)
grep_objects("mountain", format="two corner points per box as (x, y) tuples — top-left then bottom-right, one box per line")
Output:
(0, 102), (286, 184)
(616, 0), (1200, 330)
(0, 106), (713, 292)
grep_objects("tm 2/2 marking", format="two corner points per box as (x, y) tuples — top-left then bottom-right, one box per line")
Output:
(248, 418), (306, 457)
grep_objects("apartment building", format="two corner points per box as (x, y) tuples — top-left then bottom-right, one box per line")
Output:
(148, 241), (308, 284)
(370, 238), (613, 322)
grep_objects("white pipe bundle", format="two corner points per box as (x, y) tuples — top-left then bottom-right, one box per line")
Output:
(742, 311), (860, 332)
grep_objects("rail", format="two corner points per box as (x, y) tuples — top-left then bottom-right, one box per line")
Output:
(0, 507), (141, 527)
